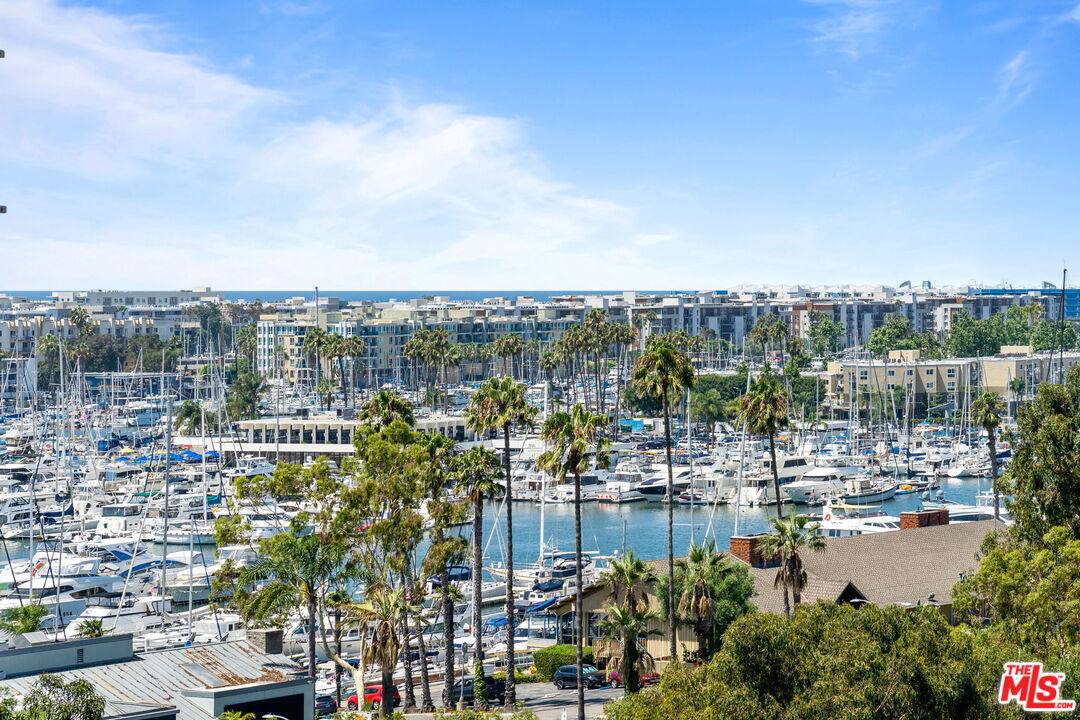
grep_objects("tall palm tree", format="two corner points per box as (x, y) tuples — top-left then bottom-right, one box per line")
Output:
(238, 532), (346, 679)
(738, 372), (790, 517)
(344, 335), (367, 404)
(324, 334), (347, 401)
(359, 389), (415, 428)
(598, 550), (655, 692)
(758, 515), (826, 617)
(595, 604), (661, 694)
(69, 306), (93, 336)
(671, 540), (734, 662)
(316, 378), (338, 411)
(971, 391), (1006, 520)
(453, 446), (504, 709)
(464, 376), (538, 705)
(304, 326), (329, 387)
(599, 550), (654, 616)
(631, 338), (695, 662)
(363, 584), (408, 718)
(538, 405), (610, 720)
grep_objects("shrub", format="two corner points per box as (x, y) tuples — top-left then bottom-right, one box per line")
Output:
(533, 645), (594, 681)
(492, 668), (543, 684)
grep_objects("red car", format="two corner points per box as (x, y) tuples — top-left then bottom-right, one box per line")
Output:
(606, 670), (660, 688)
(346, 684), (401, 711)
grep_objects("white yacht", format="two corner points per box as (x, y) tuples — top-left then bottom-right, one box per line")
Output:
(783, 464), (866, 504)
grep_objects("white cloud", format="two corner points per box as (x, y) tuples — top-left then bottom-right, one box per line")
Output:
(0, 0), (689, 290)
(1068, 3), (1080, 23)
(632, 233), (674, 247)
(802, 0), (905, 59)
(997, 50), (1034, 106)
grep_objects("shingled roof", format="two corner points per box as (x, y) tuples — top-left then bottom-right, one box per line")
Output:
(741, 520), (1001, 613)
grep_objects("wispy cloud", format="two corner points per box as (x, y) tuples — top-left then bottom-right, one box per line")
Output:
(996, 50), (1035, 106)
(1067, 3), (1080, 23)
(632, 233), (673, 247)
(0, 0), (685, 290)
(802, 0), (907, 59)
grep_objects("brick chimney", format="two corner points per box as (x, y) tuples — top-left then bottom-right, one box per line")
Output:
(899, 509), (950, 530)
(729, 534), (777, 567)
(247, 628), (283, 655)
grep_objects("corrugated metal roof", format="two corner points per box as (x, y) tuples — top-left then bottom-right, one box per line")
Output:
(0, 640), (304, 720)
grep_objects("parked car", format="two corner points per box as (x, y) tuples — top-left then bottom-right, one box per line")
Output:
(451, 675), (507, 705)
(346, 684), (402, 711)
(553, 664), (604, 689)
(314, 694), (338, 716)
(605, 670), (660, 688)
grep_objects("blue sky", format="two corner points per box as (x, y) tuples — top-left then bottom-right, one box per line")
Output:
(1, 0), (1079, 290)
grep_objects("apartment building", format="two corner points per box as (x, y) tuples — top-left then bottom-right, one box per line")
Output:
(826, 346), (1080, 408)
(50, 287), (224, 307)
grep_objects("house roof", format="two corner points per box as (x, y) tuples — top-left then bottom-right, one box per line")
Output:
(0, 639), (304, 720)
(552, 521), (1001, 616)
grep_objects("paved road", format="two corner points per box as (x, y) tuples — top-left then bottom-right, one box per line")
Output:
(393, 682), (622, 720)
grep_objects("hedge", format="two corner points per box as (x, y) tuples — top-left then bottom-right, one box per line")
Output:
(533, 645), (594, 681)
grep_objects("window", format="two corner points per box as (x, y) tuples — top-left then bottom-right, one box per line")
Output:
(887, 369), (895, 377)
(925, 369), (934, 376)
(946, 369), (956, 378)
(926, 382), (935, 390)
(947, 382), (956, 390)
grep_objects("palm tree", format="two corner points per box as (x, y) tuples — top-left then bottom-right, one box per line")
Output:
(225, 372), (267, 421)
(316, 378), (338, 411)
(971, 391), (1006, 520)
(464, 376), (537, 705)
(595, 604), (661, 693)
(75, 618), (109, 638)
(631, 338), (695, 662)
(597, 550), (655, 692)
(304, 326), (329, 387)
(359, 389), (415, 428)
(538, 405), (610, 720)
(363, 584), (408, 718)
(758, 515), (826, 617)
(344, 335), (367, 404)
(670, 540), (739, 662)
(738, 372), (790, 517)
(0, 603), (47, 635)
(599, 550), (654, 616)
(69, 306), (93, 336)
(453, 446), (504, 709)
(238, 532), (346, 679)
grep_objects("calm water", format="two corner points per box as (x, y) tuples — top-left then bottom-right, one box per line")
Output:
(0, 479), (987, 567)
(474, 477), (988, 566)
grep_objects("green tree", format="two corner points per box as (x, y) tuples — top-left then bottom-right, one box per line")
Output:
(18, 673), (105, 720)
(598, 551), (655, 692)
(954, 526), (1080, 663)
(225, 372), (267, 421)
(758, 515), (826, 618)
(738, 372), (791, 517)
(631, 338), (695, 662)
(0, 603), (47, 635)
(304, 326), (329, 386)
(604, 603), (1005, 720)
(74, 618), (109, 638)
(359, 389), (416, 428)
(999, 366), (1080, 542)
(363, 584), (408, 718)
(806, 309), (844, 357)
(661, 541), (754, 661)
(1030, 318), (1078, 353)
(595, 604), (661, 694)
(971, 392), (1006, 520)
(454, 446), (504, 709)
(68, 307), (93, 337)
(465, 376), (538, 705)
(537, 405), (611, 720)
